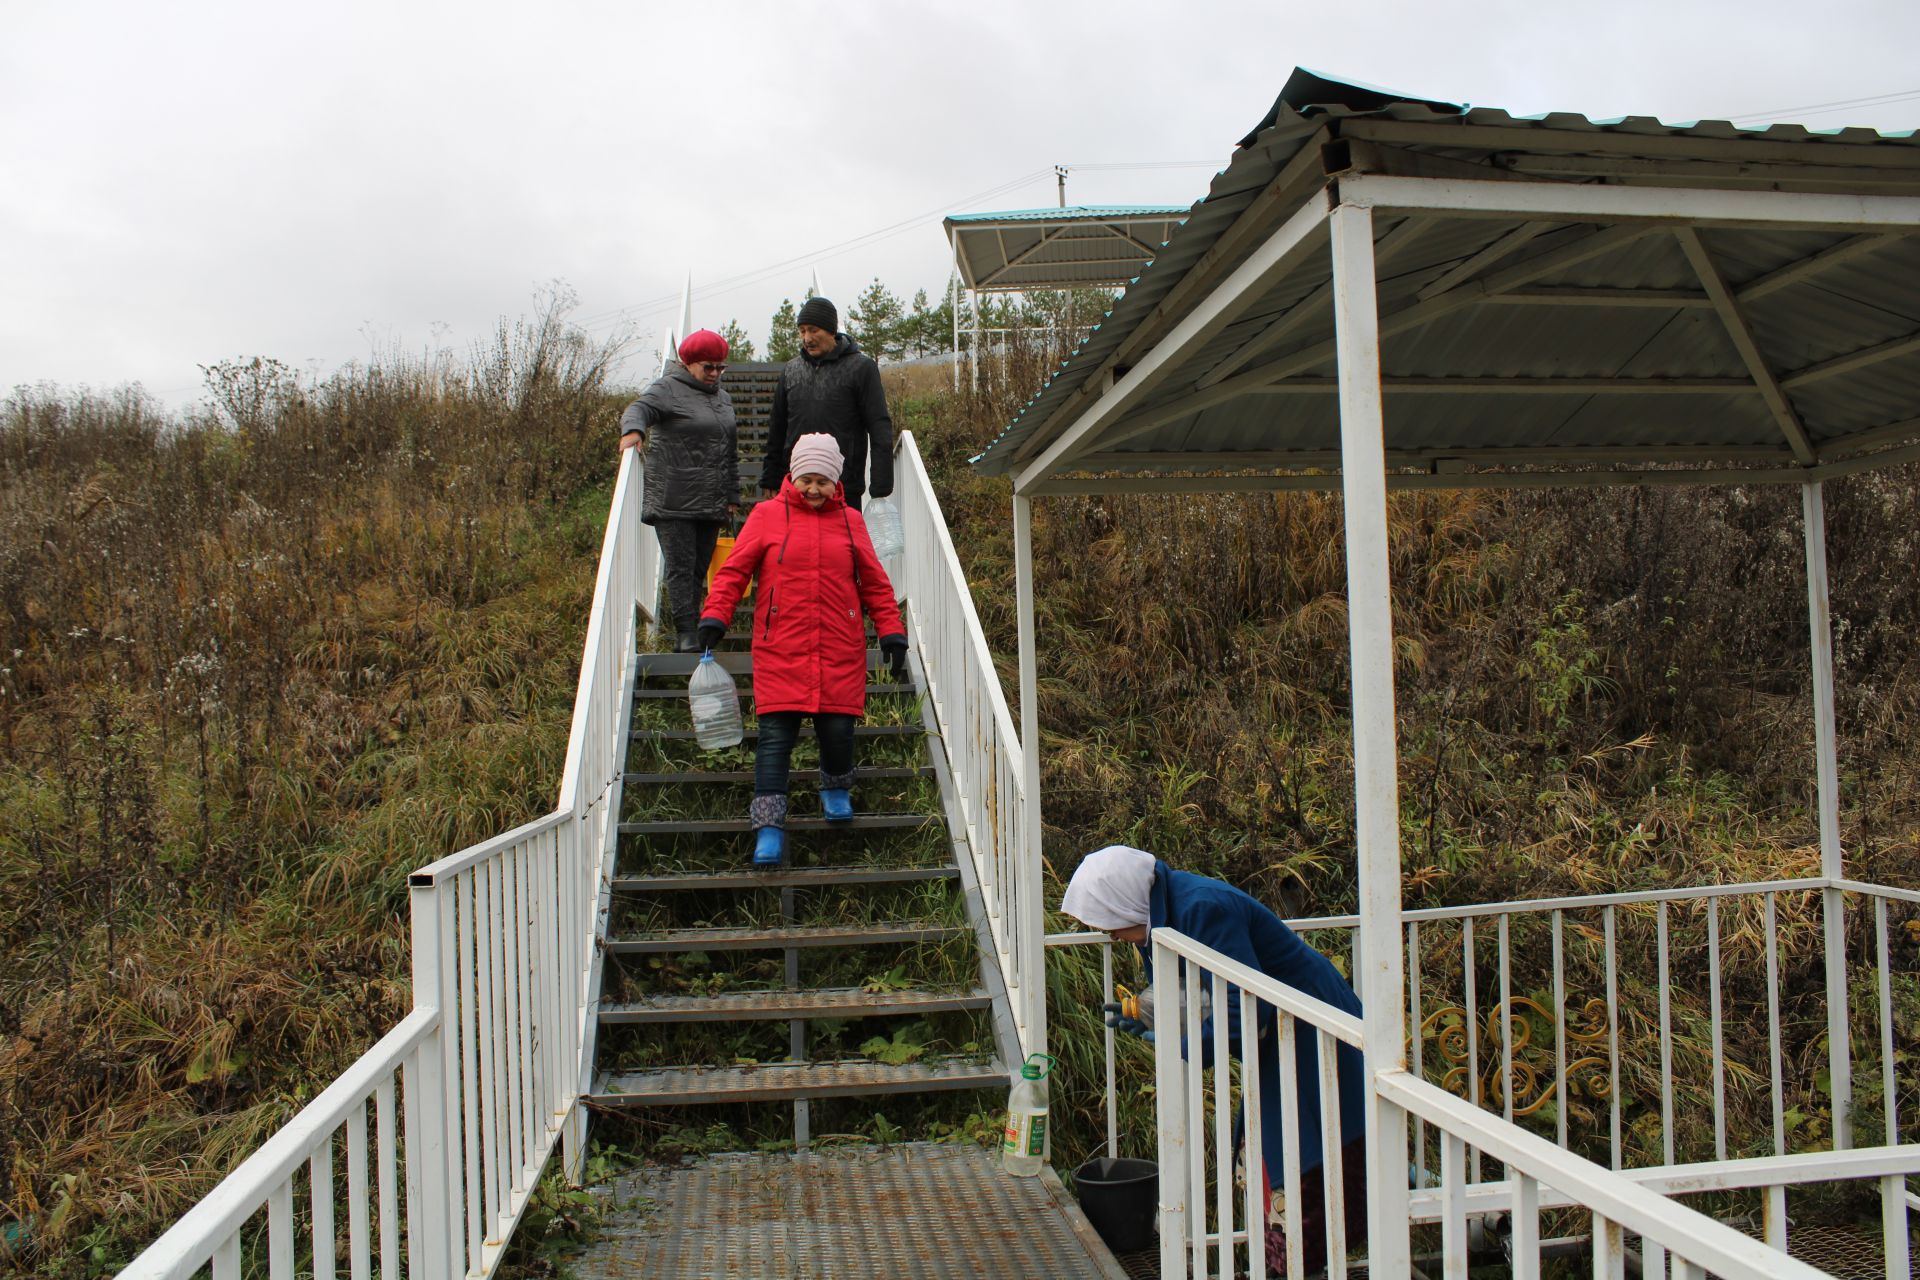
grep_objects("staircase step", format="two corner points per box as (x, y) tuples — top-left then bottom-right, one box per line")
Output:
(590, 1056), (1007, 1105)
(632, 683), (915, 699)
(638, 650), (894, 678)
(622, 766), (933, 785)
(612, 865), (956, 891)
(598, 986), (990, 1025)
(605, 921), (962, 954)
(619, 813), (934, 835)
(629, 725), (926, 742)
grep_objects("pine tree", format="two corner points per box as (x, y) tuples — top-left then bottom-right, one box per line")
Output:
(718, 319), (755, 362)
(767, 298), (799, 362)
(849, 277), (906, 361)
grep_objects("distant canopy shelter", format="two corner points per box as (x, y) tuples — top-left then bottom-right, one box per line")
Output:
(942, 205), (1187, 385)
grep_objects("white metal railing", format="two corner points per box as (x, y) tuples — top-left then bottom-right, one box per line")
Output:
(122, 450), (654, 1278)
(1146, 889), (1920, 1279)
(894, 431), (1043, 1054)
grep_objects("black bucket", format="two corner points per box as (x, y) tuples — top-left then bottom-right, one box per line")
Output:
(1072, 1157), (1158, 1255)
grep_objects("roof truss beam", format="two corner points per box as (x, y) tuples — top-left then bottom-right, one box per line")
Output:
(1195, 215), (1429, 390)
(1780, 328), (1920, 388)
(1490, 287), (1711, 307)
(1006, 126), (1334, 465)
(977, 225), (1065, 288)
(1734, 232), (1907, 301)
(1010, 191), (1334, 492)
(1676, 227), (1818, 463)
(1088, 222), (1657, 453)
(1258, 376), (1756, 394)
(1416, 220), (1553, 300)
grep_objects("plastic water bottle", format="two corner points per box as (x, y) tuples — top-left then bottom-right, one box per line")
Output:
(1001, 1053), (1054, 1176)
(687, 652), (743, 750)
(865, 497), (904, 562)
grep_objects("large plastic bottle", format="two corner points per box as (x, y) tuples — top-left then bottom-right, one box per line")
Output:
(864, 497), (906, 599)
(687, 651), (743, 750)
(1001, 1053), (1055, 1176)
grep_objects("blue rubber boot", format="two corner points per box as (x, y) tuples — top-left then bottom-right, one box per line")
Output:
(820, 789), (854, 823)
(752, 825), (786, 868)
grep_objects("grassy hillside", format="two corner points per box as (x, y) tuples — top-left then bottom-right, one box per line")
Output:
(0, 307), (628, 1274)
(4, 328), (1916, 1272)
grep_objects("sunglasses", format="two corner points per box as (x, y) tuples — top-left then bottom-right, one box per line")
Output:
(691, 361), (728, 374)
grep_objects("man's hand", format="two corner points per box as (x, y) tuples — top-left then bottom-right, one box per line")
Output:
(619, 431), (643, 455)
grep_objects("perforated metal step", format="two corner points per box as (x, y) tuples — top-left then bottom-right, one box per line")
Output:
(605, 921), (962, 954)
(623, 766), (933, 785)
(619, 813), (935, 835)
(599, 986), (990, 1025)
(590, 1056), (1006, 1105)
(611, 865), (956, 892)
(630, 724), (926, 742)
(567, 1143), (1130, 1279)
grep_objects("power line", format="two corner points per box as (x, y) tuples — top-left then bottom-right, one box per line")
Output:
(1727, 87), (1920, 125)
(578, 168), (1055, 333)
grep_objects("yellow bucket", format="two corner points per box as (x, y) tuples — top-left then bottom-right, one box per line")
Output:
(707, 533), (747, 596)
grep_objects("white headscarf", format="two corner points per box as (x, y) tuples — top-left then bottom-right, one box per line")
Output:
(1060, 845), (1157, 931)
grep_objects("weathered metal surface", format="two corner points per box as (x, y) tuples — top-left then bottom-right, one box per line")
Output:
(618, 813), (935, 834)
(623, 766), (934, 785)
(590, 1058), (1006, 1106)
(604, 922), (963, 954)
(598, 986), (990, 1025)
(568, 1143), (1132, 1279)
(630, 725), (927, 742)
(610, 865), (956, 892)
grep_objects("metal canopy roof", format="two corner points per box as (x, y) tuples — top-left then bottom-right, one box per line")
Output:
(944, 205), (1188, 292)
(971, 70), (1920, 494)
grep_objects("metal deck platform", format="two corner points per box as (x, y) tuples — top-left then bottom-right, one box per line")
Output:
(568, 1143), (1132, 1280)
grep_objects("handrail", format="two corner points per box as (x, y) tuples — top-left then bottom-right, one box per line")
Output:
(121, 1011), (438, 1279)
(894, 431), (1041, 1054)
(1151, 927), (1365, 1048)
(409, 809), (570, 887)
(1379, 1071), (1835, 1279)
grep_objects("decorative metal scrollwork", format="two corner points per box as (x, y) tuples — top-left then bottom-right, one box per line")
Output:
(1418, 995), (1612, 1118)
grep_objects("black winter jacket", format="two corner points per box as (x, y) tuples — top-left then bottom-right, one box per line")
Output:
(619, 363), (739, 523)
(761, 334), (893, 502)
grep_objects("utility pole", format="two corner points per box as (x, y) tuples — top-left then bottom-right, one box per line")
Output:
(1055, 165), (1068, 208)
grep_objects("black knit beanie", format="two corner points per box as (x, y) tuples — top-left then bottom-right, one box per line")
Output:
(797, 296), (838, 332)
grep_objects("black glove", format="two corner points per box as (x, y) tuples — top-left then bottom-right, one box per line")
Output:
(695, 620), (726, 652)
(879, 635), (908, 682)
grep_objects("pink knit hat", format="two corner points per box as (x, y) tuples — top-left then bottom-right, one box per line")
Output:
(788, 433), (844, 483)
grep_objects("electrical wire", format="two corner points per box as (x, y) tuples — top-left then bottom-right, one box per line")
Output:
(1726, 87), (1920, 125)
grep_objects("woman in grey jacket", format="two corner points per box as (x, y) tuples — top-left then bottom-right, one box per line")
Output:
(618, 329), (739, 652)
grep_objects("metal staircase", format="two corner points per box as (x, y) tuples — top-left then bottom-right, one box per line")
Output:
(581, 645), (1016, 1143)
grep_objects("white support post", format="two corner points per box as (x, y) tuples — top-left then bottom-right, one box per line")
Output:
(1012, 492), (1046, 1056)
(1803, 480), (1851, 1150)
(971, 288), (983, 393)
(950, 262), (961, 392)
(1330, 197), (1413, 1276)
(1154, 948), (1189, 1279)
(406, 881), (452, 1280)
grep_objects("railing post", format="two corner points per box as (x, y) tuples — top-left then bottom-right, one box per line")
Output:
(1153, 939), (1188, 1279)
(1012, 490), (1046, 1057)
(1803, 480), (1851, 1149)
(1330, 194), (1413, 1275)
(407, 880), (452, 1280)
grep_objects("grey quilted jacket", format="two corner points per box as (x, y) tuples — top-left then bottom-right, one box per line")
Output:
(618, 363), (739, 523)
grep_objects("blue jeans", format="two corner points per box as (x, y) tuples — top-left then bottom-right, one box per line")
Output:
(755, 711), (856, 797)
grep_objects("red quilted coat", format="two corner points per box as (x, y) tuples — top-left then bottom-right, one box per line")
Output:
(700, 478), (905, 715)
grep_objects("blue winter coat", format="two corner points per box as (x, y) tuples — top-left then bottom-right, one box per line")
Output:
(1140, 861), (1366, 1181)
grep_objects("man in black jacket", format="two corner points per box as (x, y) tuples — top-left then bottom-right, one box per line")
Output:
(760, 296), (893, 509)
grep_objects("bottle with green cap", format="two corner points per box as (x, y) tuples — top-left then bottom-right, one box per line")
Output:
(1001, 1053), (1055, 1176)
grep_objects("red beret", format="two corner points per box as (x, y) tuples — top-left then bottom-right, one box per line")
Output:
(678, 329), (730, 365)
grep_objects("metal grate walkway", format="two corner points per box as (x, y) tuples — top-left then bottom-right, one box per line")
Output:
(569, 1142), (1131, 1279)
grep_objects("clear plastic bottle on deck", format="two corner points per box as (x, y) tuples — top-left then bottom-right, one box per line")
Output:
(687, 651), (743, 750)
(1001, 1053), (1055, 1176)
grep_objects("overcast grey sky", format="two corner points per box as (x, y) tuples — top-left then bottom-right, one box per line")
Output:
(5, 0), (1918, 409)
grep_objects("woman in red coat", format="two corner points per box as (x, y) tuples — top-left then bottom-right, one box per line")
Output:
(697, 434), (907, 867)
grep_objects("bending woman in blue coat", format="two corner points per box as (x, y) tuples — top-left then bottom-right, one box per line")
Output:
(1061, 845), (1368, 1273)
